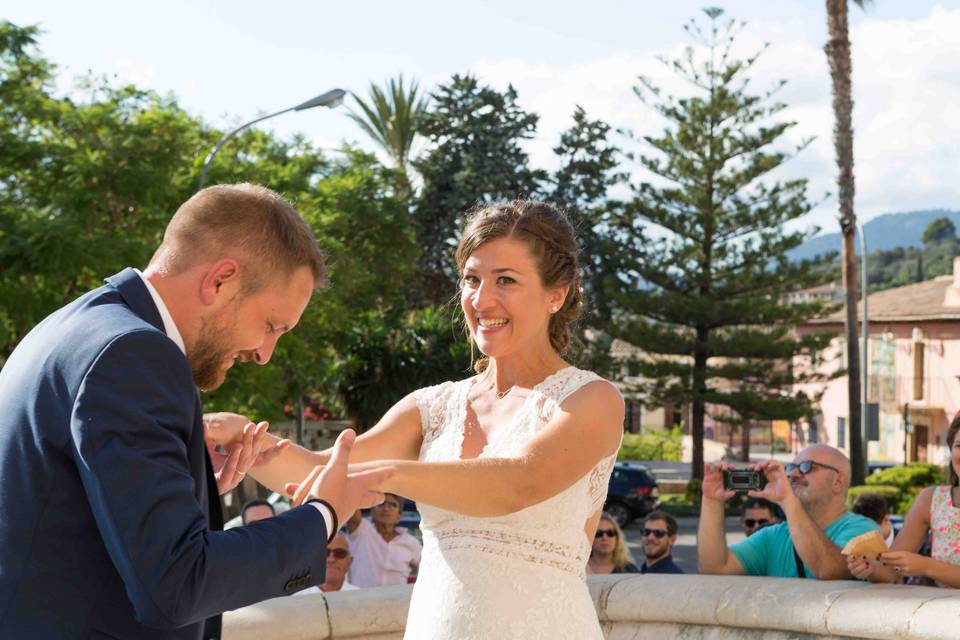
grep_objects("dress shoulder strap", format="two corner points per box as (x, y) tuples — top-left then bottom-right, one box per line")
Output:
(537, 366), (607, 405)
(413, 379), (465, 443)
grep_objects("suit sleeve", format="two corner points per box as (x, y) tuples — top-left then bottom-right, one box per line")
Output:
(70, 330), (328, 629)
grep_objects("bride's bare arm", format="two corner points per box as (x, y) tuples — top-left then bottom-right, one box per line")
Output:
(204, 393), (424, 494)
(293, 380), (624, 517)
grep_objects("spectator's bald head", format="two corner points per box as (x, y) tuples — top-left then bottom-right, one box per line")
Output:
(789, 444), (851, 512)
(801, 444), (851, 488)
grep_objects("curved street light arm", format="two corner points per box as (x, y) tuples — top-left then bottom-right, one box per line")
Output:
(196, 88), (346, 191)
(197, 106), (296, 190)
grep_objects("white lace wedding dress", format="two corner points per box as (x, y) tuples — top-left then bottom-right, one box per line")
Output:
(404, 366), (618, 639)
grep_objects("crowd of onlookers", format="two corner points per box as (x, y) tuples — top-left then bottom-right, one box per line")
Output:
(583, 414), (960, 589)
(240, 491), (422, 595)
(241, 417), (959, 595)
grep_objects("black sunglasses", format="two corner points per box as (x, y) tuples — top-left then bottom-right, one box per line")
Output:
(595, 529), (617, 538)
(641, 528), (669, 539)
(327, 548), (350, 559)
(744, 518), (770, 528)
(785, 460), (841, 476)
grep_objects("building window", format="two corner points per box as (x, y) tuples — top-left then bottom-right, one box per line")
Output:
(624, 400), (642, 434)
(913, 340), (924, 400)
(837, 416), (846, 449)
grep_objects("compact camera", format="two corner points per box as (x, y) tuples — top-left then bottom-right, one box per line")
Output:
(722, 468), (767, 492)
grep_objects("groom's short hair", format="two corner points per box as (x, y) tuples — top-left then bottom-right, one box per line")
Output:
(151, 183), (327, 294)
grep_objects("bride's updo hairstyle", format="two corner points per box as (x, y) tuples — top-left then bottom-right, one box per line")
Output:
(455, 200), (583, 369)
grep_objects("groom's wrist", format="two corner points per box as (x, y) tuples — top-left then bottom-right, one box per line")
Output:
(305, 498), (339, 543)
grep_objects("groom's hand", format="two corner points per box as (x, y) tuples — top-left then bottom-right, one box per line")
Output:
(286, 429), (394, 526)
(207, 420), (277, 494)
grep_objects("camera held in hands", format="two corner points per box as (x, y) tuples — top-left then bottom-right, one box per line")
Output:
(722, 468), (767, 492)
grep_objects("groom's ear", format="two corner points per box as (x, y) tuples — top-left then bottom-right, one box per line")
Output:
(199, 259), (242, 306)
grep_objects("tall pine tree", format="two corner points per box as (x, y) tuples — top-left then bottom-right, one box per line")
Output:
(612, 8), (836, 479)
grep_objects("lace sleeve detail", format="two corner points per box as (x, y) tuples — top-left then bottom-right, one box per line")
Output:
(587, 451), (618, 514)
(414, 381), (457, 445)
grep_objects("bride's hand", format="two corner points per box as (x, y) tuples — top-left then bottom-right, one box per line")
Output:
(203, 412), (251, 446)
(208, 420), (269, 494)
(204, 414), (293, 495)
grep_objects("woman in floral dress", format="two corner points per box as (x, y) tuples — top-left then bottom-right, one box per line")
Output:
(848, 415), (960, 587)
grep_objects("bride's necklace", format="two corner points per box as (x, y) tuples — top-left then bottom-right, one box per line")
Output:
(491, 381), (513, 400)
(485, 372), (515, 400)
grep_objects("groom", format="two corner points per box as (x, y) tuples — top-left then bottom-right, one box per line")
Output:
(0, 184), (390, 639)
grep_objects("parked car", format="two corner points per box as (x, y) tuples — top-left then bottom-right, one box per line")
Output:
(603, 462), (660, 527)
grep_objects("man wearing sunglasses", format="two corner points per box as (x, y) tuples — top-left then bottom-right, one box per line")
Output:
(741, 497), (781, 538)
(698, 444), (879, 580)
(639, 511), (685, 574)
(294, 532), (358, 595)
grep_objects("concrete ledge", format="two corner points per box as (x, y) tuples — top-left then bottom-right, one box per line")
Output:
(224, 575), (960, 640)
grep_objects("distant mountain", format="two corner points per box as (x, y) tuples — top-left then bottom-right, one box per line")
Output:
(789, 209), (960, 262)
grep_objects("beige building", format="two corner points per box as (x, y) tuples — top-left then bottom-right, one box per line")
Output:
(796, 257), (960, 465)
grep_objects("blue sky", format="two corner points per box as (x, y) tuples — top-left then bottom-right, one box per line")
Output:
(7, 1), (960, 235)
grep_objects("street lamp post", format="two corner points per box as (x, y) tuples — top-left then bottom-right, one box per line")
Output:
(197, 88), (346, 190)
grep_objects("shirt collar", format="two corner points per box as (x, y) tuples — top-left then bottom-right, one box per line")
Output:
(134, 269), (186, 355)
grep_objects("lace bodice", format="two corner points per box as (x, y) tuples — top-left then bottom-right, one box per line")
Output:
(403, 366), (619, 639)
(413, 366), (618, 578)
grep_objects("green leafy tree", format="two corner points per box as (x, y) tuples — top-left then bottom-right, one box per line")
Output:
(412, 74), (546, 304)
(346, 74), (429, 194)
(335, 306), (471, 430)
(0, 22), (204, 363)
(204, 150), (419, 421)
(611, 9), (836, 480)
(921, 217), (957, 245)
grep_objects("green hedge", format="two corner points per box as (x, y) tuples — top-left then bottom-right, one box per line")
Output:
(618, 427), (682, 462)
(849, 463), (947, 515)
(865, 463), (944, 489)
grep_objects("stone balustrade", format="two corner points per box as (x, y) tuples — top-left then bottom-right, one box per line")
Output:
(223, 575), (960, 639)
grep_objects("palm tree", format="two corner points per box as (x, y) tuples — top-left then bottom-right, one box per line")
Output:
(825, 0), (871, 486)
(347, 74), (429, 193)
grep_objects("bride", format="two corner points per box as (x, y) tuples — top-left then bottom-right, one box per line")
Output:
(209, 200), (624, 638)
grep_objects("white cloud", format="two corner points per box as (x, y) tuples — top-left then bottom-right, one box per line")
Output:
(470, 5), (960, 233)
(113, 57), (157, 88)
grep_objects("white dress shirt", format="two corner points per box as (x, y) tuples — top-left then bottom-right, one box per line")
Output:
(346, 518), (422, 587)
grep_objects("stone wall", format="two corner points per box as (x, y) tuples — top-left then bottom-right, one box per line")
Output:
(223, 575), (960, 639)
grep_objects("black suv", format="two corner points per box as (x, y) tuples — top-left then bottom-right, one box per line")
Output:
(603, 462), (659, 526)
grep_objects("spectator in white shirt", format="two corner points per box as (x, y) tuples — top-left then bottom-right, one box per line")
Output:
(345, 494), (421, 587)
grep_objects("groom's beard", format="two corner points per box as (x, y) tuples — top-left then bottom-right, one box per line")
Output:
(191, 306), (240, 391)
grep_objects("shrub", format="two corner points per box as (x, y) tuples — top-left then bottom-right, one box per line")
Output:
(685, 477), (702, 507)
(865, 463), (944, 490)
(847, 485), (900, 509)
(659, 494), (699, 517)
(617, 427), (682, 462)
(850, 463), (946, 515)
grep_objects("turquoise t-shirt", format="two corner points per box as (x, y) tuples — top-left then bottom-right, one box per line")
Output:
(730, 512), (879, 578)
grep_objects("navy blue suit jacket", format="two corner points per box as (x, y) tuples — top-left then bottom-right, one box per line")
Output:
(0, 269), (328, 639)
